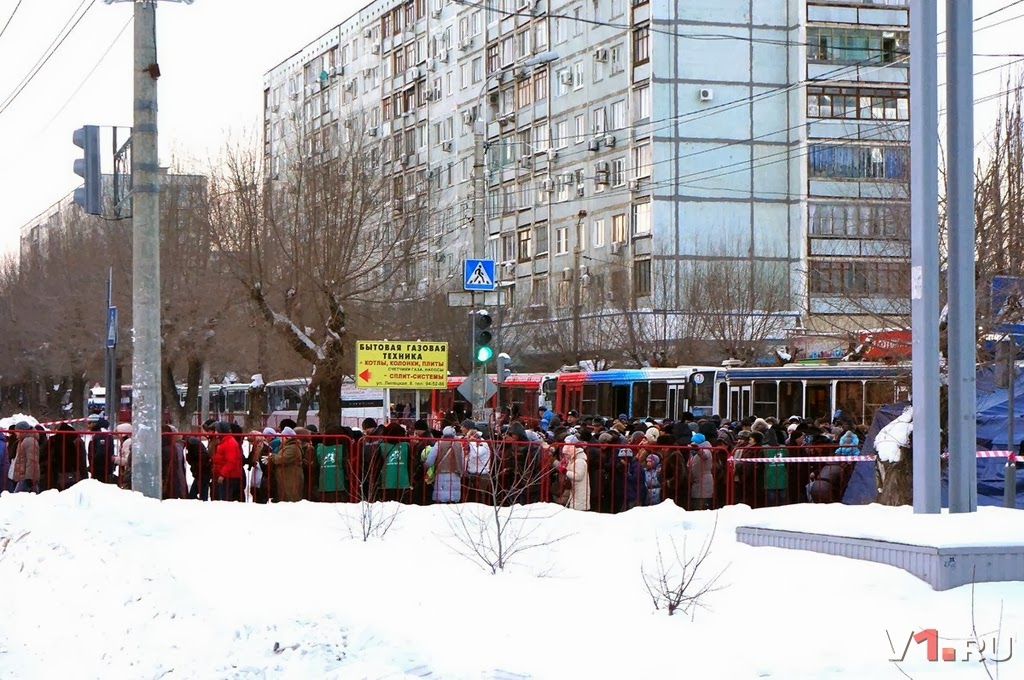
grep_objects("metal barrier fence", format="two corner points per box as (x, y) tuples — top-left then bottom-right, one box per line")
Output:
(0, 427), (1017, 509)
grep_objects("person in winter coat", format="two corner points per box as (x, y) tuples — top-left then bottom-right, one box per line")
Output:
(211, 421), (244, 501)
(377, 423), (412, 502)
(461, 420), (491, 504)
(762, 428), (788, 507)
(48, 423), (87, 490)
(644, 453), (662, 505)
(160, 426), (188, 500)
(88, 418), (115, 484)
(294, 426), (319, 501)
(560, 435), (590, 511)
(316, 424), (348, 502)
(269, 426), (304, 502)
(687, 432), (715, 510)
(12, 423), (40, 493)
(185, 436), (212, 500)
(616, 448), (645, 512)
(0, 433), (10, 494)
(424, 426), (465, 503)
(112, 423), (133, 489)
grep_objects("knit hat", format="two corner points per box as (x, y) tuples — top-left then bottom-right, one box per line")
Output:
(281, 426), (296, 436)
(691, 433), (706, 445)
(442, 425), (456, 437)
(736, 430), (753, 439)
(645, 427), (660, 443)
(262, 427), (277, 435)
(461, 419), (476, 430)
(564, 435), (579, 445)
(413, 419), (429, 432)
(361, 418), (377, 430)
(648, 454), (660, 467)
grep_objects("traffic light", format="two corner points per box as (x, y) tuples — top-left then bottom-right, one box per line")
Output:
(496, 352), (512, 383)
(73, 125), (102, 216)
(472, 309), (493, 363)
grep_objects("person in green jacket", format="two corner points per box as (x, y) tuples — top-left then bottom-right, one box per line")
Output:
(317, 424), (348, 502)
(762, 428), (788, 506)
(377, 422), (411, 502)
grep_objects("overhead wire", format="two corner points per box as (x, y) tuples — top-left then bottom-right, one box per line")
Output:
(0, 0), (97, 118)
(0, 0), (24, 43)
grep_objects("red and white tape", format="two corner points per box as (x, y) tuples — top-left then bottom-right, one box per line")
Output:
(735, 451), (1017, 464)
(37, 417), (91, 427)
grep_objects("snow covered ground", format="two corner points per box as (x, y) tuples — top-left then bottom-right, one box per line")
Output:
(0, 484), (1021, 679)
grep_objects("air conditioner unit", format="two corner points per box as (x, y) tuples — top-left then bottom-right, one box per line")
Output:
(330, 65), (342, 77)
(514, 66), (528, 80)
(604, 135), (616, 148)
(461, 110), (473, 125)
(371, 43), (381, 55)
(431, 8), (442, 18)
(587, 139), (599, 152)
(628, 179), (641, 191)
(541, 178), (554, 192)
(594, 48), (609, 63)
(270, 103), (280, 113)
(499, 112), (516, 126)
(595, 161), (609, 173)
(459, 38), (473, 51)
(441, 141), (453, 151)
(594, 170), (609, 185)
(558, 71), (573, 85)
(290, 91), (299, 100)
(395, 156), (405, 168)
(546, 148), (558, 161)
(344, 79), (356, 91)
(560, 268), (571, 281)
(363, 28), (373, 39)
(405, 154), (415, 166)
(428, 59), (438, 72)
(699, 87), (714, 102)
(407, 67), (422, 81)
(367, 127), (379, 137)
(519, 156), (532, 169)
(343, 119), (352, 129)
(505, 262), (516, 275)
(425, 90), (439, 101)
(403, 109), (415, 118)
(575, 184), (585, 197)
(610, 242), (623, 255)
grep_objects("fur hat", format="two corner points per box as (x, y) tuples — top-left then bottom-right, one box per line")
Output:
(751, 418), (769, 432)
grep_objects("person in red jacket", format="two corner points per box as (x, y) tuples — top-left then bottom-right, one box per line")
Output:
(211, 421), (244, 501)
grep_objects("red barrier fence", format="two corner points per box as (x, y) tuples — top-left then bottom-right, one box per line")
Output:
(0, 427), (1016, 510)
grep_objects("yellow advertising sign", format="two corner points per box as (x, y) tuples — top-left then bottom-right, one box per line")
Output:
(355, 341), (449, 389)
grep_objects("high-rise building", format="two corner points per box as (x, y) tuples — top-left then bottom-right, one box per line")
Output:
(263, 0), (909, 361)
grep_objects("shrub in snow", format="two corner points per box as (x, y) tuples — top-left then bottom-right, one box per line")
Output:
(641, 516), (728, 618)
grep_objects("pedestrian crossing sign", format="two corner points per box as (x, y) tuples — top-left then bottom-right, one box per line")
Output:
(464, 259), (496, 291)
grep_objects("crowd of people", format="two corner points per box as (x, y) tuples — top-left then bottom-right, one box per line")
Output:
(0, 408), (865, 510)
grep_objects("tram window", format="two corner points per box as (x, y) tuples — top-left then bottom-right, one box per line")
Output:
(226, 389), (247, 413)
(691, 371), (714, 415)
(649, 382), (668, 419)
(778, 381), (803, 420)
(865, 381), (894, 423)
(418, 391), (431, 418)
(542, 378), (557, 407)
(752, 382), (778, 420)
(835, 381), (864, 423)
(806, 384), (830, 421)
(582, 384), (598, 415)
(632, 381), (649, 417)
(717, 382), (728, 419)
(391, 390), (418, 419)
(597, 383), (614, 416)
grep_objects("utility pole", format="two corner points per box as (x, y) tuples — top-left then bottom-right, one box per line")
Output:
(909, 0), (941, 514)
(945, 0), (978, 513)
(132, 0), (162, 499)
(572, 211), (586, 365)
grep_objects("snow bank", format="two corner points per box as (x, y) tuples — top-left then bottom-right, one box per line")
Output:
(0, 487), (1021, 679)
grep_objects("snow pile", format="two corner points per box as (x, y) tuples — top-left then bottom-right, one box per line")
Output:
(0, 485), (1020, 679)
(0, 413), (39, 430)
(875, 405), (913, 463)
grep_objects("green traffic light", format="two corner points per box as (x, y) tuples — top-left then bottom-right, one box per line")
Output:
(476, 346), (494, 362)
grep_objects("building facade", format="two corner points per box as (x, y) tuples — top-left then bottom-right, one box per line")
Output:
(262, 0), (909, 360)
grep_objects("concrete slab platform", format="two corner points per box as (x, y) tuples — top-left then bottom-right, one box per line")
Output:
(736, 525), (1024, 591)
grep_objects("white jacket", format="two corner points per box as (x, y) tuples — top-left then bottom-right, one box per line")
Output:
(564, 446), (590, 511)
(465, 438), (491, 475)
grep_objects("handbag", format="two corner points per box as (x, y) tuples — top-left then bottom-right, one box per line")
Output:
(250, 464), (263, 489)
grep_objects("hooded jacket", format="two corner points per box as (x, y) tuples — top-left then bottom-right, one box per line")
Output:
(13, 430), (40, 483)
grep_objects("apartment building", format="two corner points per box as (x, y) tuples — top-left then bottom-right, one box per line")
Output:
(262, 0), (910, 358)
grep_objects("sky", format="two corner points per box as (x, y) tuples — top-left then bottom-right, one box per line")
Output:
(0, 0), (1020, 257)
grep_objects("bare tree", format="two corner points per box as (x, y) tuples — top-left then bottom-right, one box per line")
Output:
(641, 517), (729, 618)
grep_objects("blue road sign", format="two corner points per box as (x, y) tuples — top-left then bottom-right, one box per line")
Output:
(992, 276), (1024, 340)
(106, 306), (118, 349)
(464, 259), (496, 291)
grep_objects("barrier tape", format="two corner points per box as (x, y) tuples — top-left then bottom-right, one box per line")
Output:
(735, 451), (1017, 464)
(37, 417), (91, 427)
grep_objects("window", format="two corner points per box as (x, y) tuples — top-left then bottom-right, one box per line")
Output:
(610, 44), (625, 74)
(460, 63), (470, 89)
(517, 77), (533, 108)
(634, 259), (652, 297)
(633, 24), (650, 64)
(809, 260), (906, 296)
(534, 67), (547, 100)
(592, 107), (606, 135)
(576, 220), (587, 251)
(554, 120), (569, 149)
(535, 223), (549, 255)
(517, 229), (532, 262)
(573, 5), (583, 36)
(530, 276), (548, 306)
(632, 140), (651, 178)
(808, 202), (909, 238)
(516, 30), (531, 60)
(611, 213), (627, 243)
(534, 22), (547, 50)
(533, 124), (549, 152)
(632, 200), (651, 235)
(501, 36), (514, 67)
(572, 61), (584, 90)
(610, 0), (625, 18)
(593, 54), (605, 82)
(472, 57), (483, 83)
(503, 183), (517, 212)
(487, 44), (500, 74)
(555, 226), (569, 254)
(807, 27), (908, 65)
(501, 233), (515, 261)
(593, 219), (605, 247)
(574, 114), (587, 144)
(808, 144), (908, 180)
(555, 68), (570, 96)
(556, 174), (571, 202)
(807, 86), (909, 121)
(611, 100), (627, 131)
(633, 84), (650, 121)
(611, 157), (626, 186)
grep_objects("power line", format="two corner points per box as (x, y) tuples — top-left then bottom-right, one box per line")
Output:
(0, 0), (97, 118)
(0, 0), (24, 43)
